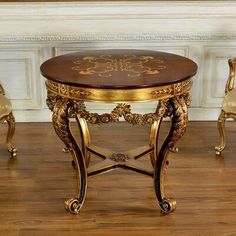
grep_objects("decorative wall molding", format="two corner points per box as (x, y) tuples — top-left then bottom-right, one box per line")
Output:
(0, 1), (236, 121)
(1, 1), (236, 19)
(2, 32), (236, 42)
(0, 47), (42, 110)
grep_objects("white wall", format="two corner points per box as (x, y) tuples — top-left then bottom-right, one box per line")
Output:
(0, 1), (236, 121)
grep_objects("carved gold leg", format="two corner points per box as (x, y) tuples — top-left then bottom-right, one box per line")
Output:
(150, 119), (162, 167)
(215, 110), (227, 155)
(154, 95), (188, 214)
(5, 112), (17, 157)
(149, 101), (167, 167)
(52, 98), (87, 214)
(76, 116), (91, 167)
(60, 117), (90, 169)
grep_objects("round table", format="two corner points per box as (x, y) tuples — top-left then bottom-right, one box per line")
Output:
(41, 49), (197, 215)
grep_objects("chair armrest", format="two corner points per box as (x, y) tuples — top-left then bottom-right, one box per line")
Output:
(225, 58), (236, 94)
(0, 84), (5, 95)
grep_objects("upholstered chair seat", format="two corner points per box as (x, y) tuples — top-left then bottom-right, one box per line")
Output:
(0, 94), (12, 119)
(0, 84), (17, 157)
(215, 58), (236, 155)
(222, 88), (236, 114)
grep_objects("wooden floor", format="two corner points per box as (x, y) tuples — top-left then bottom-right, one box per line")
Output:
(0, 121), (236, 236)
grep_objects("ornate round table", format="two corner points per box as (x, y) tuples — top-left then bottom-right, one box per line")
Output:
(41, 49), (197, 215)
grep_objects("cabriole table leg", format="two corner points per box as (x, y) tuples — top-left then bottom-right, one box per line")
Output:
(52, 98), (87, 214)
(154, 94), (189, 214)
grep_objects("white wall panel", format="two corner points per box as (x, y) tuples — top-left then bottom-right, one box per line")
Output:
(0, 47), (42, 111)
(0, 1), (236, 121)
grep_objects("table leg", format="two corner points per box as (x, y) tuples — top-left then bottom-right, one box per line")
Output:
(75, 116), (91, 167)
(71, 117), (91, 170)
(150, 119), (162, 167)
(52, 98), (87, 214)
(154, 95), (188, 214)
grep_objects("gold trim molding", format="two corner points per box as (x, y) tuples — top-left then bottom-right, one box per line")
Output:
(46, 79), (192, 103)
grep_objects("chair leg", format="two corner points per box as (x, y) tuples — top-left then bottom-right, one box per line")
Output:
(5, 112), (17, 157)
(215, 110), (227, 155)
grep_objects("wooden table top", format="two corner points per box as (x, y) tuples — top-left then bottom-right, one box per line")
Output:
(41, 49), (197, 89)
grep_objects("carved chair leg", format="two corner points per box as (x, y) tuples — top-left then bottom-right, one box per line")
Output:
(154, 95), (188, 214)
(215, 110), (227, 155)
(52, 98), (87, 214)
(5, 112), (17, 157)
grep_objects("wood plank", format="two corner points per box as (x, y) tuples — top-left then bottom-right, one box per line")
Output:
(0, 121), (236, 235)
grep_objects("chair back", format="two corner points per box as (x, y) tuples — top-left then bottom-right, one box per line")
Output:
(0, 83), (5, 95)
(225, 58), (236, 94)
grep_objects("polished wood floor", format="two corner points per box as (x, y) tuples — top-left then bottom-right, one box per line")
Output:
(0, 121), (236, 236)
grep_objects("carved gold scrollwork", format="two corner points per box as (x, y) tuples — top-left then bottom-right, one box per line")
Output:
(154, 93), (190, 214)
(67, 101), (168, 125)
(151, 88), (173, 96)
(46, 92), (60, 112)
(52, 98), (87, 214)
(64, 197), (81, 215)
(52, 98), (72, 148)
(109, 153), (129, 162)
(48, 90), (191, 215)
(46, 79), (192, 103)
(168, 94), (189, 151)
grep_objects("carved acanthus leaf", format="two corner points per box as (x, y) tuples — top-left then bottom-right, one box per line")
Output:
(168, 94), (190, 150)
(52, 98), (73, 148)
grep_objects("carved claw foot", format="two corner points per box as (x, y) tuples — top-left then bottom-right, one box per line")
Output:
(64, 197), (82, 214)
(8, 146), (17, 157)
(160, 198), (177, 214)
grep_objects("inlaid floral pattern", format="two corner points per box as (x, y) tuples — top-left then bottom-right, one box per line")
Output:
(72, 55), (166, 78)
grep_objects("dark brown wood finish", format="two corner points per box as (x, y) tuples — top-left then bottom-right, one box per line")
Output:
(41, 50), (197, 89)
(0, 122), (236, 235)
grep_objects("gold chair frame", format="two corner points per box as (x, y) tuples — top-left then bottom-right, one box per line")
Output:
(0, 84), (17, 157)
(215, 58), (236, 155)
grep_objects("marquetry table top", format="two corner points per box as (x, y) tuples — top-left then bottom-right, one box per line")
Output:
(41, 49), (197, 89)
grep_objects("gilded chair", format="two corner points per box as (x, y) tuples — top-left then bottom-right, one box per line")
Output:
(215, 58), (236, 155)
(0, 83), (17, 157)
